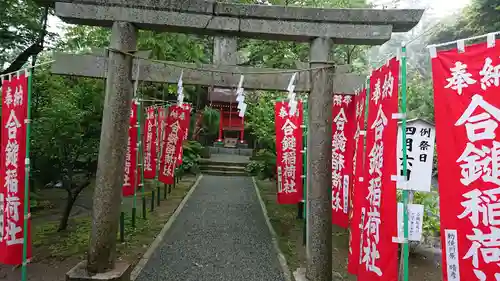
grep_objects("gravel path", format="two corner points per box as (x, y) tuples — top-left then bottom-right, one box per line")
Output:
(135, 175), (285, 281)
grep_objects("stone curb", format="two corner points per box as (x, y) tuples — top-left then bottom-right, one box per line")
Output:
(252, 177), (292, 281)
(130, 174), (204, 280)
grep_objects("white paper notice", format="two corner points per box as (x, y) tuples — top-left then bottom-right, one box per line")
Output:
(444, 229), (460, 281)
(397, 203), (424, 241)
(397, 119), (436, 192)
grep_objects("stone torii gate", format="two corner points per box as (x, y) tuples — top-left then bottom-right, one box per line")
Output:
(50, 51), (363, 92)
(36, 1), (423, 280)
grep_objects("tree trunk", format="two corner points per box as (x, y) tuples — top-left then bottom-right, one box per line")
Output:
(58, 191), (77, 232)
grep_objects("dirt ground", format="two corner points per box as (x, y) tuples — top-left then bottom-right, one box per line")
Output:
(256, 179), (443, 281)
(0, 176), (198, 281)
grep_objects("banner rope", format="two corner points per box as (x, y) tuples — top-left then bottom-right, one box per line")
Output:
(427, 30), (500, 49)
(106, 47), (334, 74)
(0, 60), (54, 81)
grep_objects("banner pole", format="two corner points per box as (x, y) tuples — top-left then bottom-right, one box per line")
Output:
(156, 107), (165, 199)
(132, 60), (141, 225)
(131, 98), (139, 226)
(302, 99), (308, 246)
(22, 63), (33, 281)
(154, 107), (162, 200)
(357, 76), (370, 269)
(138, 88), (146, 219)
(400, 45), (410, 281)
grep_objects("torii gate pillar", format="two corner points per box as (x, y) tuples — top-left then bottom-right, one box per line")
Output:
(306, 37), (334, 281)
(69, 21), (138, 278)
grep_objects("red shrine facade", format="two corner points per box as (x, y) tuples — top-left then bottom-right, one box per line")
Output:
(209, 88), (246, 148)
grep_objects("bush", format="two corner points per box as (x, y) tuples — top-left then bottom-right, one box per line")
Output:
(413, 190), (440, 237)
(397, 189), (440, 252)
(179, 140), (203, 175)
(245, 149), (276, 180)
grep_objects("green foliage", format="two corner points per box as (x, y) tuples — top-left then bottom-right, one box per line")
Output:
(245, 91), (280, 150)
(56, 26), (110, 53)
(201, 106), (221, 135)
(33, 216), (91, 259)
(191, 106), (220, 145)
(397, 189), (440, 251)
(406, 73), (435, 122)
(241, 0), (371, 156)
(31, 64), (103, 186)
(430, 0), (500, 45)
(413, 191), (440, 238)
(246, 149), (277, 180)
(27, 22), (214, 187)
(179, 141), (203, 175)
(0, 0), (49, 68)
(238, 0), (368, 69)
(30, 192), (42, 209)
(57, 26), (211, 102)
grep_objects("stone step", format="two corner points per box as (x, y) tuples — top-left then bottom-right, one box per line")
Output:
(199, 159), (248, 167)
(199, 165), (246, 172)
(209, 147), (253, 156)
(201, 170), (248, 177)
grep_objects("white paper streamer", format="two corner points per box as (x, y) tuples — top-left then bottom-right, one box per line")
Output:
(236, 75), (247, 117)
(177, 71), (184, 106)
(287, 73), (298, 115)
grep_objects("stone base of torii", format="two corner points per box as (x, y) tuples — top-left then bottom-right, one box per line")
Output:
(34, 0), (423, 280)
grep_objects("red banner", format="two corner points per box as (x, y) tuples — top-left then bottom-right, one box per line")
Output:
(332, 94), (356, 228)
(0, 73), (32, 265)
(157, 107), (167, 176)
(357, 58), (399, 281)
(431, 39), (500, 281)
(275, 101), (303, 204)
(348, 88), (367, 275)
(143, 106), (157, 179)
(159, 105), (186, 184)
(176, 104), (191, 166)
(122, 100), (138, 197)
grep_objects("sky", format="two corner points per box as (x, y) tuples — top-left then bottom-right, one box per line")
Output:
(431, 0), (471, 15)
(46, 0), (472, 39)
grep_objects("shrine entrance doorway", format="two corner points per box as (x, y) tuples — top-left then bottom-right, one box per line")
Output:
(208, 87), (248, 149)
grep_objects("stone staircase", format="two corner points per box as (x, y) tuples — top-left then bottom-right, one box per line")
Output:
(199, 152), (250, 177)
(209, 147), (253, 156)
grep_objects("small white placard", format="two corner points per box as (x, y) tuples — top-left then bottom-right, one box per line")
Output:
(397, 203), (424, 241)
(277, 166), (283, 193)
(342, 175), (349, 214)
(444, 229), (460, 281)
(397, 119), (436, 192)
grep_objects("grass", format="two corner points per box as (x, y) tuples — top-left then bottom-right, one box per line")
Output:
(255, 179), (305, 272)
(256, 179), (443, 281)
(256, 179), (369, 280)
(32, 216), (92, 260)
(31, 175), (198, 265)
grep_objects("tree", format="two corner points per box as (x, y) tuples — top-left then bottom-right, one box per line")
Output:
(27, 24), (214, 229)
(31, 65), (104, 231)
(406, 73), (434, 122)
(241, 0), (370, 153)
(430, 0), (500, 44)
(245, 91), (281, 150)
(26, 0), (373, 228)
(0, 0), (53, 73)
(58, 26), (212, 103)
(193, 106), (221, 145)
